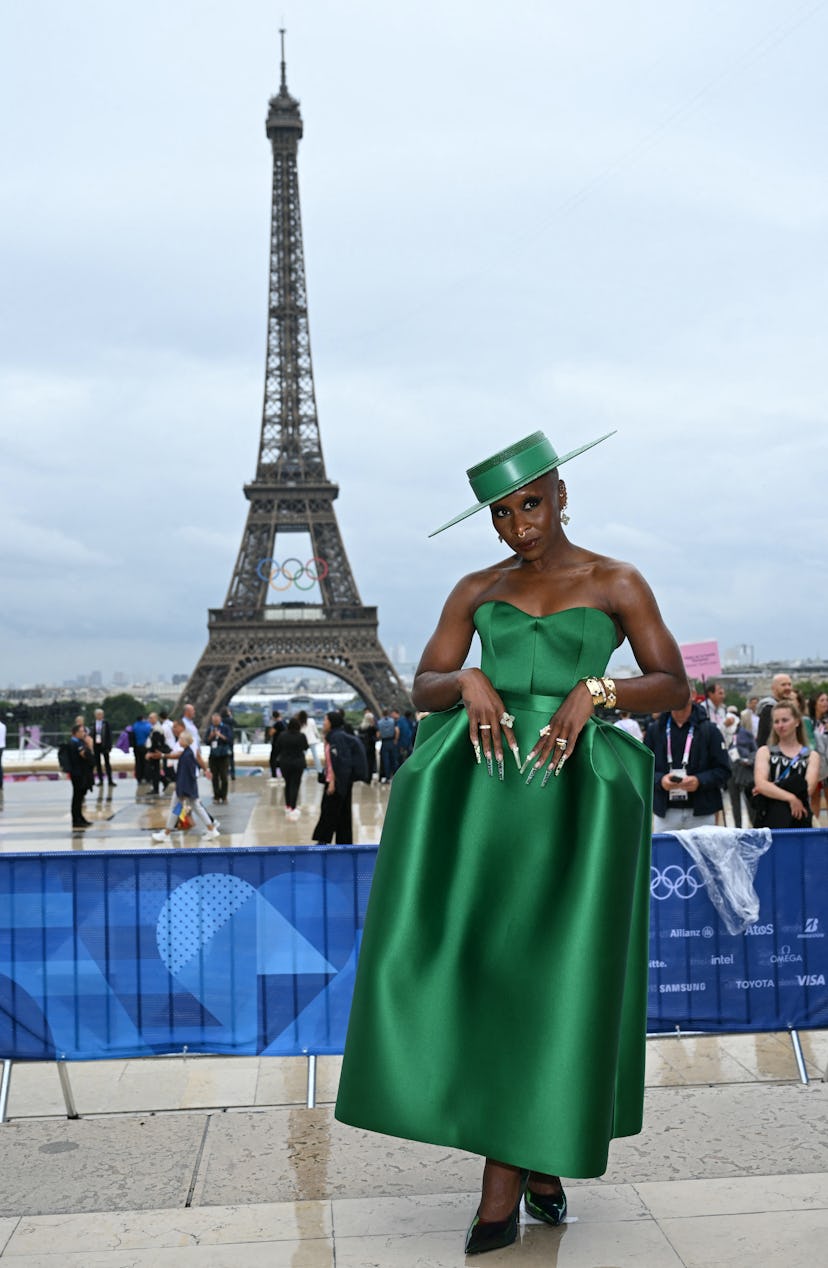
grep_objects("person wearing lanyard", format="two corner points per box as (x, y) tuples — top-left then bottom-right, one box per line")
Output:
(645, 697), (731, 832)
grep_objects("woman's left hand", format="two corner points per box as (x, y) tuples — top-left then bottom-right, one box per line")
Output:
(521, 681), (595, 784)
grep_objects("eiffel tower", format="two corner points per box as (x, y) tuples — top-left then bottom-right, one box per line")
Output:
(179, 37), (409, 721)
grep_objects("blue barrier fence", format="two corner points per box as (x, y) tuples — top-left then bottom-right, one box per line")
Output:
(1, 831), (827, 1063)
(0, 847), (375, 1061)
(647, 828), (828, 1033)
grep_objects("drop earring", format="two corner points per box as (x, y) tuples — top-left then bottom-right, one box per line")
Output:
(559, 482), (570, 526)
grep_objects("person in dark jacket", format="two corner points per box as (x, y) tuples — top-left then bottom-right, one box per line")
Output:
(268, 711), (286, 781)
(152, 731), (220, 842)
(273, 717), (309, 820)
(67, 723), (94, 828)
(205, 712), (234, 804)
(358, 710), (379, 782)
(645, 698), (731, 832)
(131, 714), (152, 783)
(91, 709), (114, 788)
(313, 711), (368, 844)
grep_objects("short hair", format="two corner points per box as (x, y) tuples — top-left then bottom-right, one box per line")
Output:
(178, 730), (193, 747)
(327, 710), (345, 729)
(705, 682), (720, 696)
(287, 717), (301, 732)
(71, 722), (85, 736)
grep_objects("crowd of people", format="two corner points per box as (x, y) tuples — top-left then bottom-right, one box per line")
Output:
(64, 699), (421, 841)
(266, 707), (416, 806)
(624, 673), (827, 832)
(62, 673), (827, 840)
(63, 704), (233, 835)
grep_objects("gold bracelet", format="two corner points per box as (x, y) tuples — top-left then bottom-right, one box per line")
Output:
(601, 676), (617, 709)
(581, 676), (607, 708)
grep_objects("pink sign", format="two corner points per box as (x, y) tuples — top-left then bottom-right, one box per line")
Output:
(680, 640), (721, 680)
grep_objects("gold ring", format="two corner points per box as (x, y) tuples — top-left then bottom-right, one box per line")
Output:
(555, 737), (568, 750)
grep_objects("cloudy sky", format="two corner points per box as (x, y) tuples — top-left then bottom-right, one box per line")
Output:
(2, 0), (827, 688)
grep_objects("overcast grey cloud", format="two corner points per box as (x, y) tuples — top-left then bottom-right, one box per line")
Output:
(2, 0), (827, 686)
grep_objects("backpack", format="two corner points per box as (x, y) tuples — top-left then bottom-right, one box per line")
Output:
(57, 742), (72, 773)
(345, 731), (370, 784)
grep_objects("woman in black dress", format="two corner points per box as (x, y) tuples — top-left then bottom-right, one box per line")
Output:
(753, 701), (820, 827)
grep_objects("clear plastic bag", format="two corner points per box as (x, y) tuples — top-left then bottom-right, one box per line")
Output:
(667, 827), (772, 935)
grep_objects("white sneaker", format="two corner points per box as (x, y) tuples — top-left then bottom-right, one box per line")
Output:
(204, 827), (221, 840)
(288, 809), (301, 821)
(152, 830), (170, 843)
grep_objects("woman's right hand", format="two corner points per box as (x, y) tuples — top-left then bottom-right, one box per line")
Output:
(789, 794), (808, 820)
(458, 667), (519, 776)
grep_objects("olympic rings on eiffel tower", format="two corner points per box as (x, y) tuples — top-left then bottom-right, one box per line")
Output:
(256, 557), (329, 592)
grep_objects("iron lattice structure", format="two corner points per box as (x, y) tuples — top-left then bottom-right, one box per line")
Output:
(179, 45), (409, 721)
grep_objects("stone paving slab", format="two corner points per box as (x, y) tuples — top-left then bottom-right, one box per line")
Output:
(3, 1200), (331, 1254)
(602, 1082), (828, 1184)
(2, 1173), (828, 1265)
(3, 1081), (826, 1219)
(0, 1116), (207, 1218)
(193, 1081), (828, 1208)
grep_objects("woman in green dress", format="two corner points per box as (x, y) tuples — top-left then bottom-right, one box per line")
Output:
(335, 431), (689, 1255)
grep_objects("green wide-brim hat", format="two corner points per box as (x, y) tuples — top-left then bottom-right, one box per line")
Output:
(428, 429), (616, 536)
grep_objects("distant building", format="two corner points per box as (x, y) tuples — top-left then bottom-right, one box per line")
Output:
(723, 644), (755, 667)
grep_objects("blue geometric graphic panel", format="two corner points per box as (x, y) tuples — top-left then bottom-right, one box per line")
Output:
(0, 847), (375, 1060)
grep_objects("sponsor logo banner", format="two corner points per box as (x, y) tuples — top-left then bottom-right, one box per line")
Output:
(649, 830), (828, 1032)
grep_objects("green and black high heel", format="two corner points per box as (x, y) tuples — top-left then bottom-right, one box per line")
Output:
(465, 1169), (530, 1256)
(524, 1177), (567, 1225)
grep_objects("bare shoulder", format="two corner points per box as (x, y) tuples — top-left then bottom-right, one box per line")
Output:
(443, 559), (518, 618)
(578, 551), (657, 610)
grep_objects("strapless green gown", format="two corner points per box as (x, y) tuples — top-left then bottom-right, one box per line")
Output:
(335, 604), (654, 1178)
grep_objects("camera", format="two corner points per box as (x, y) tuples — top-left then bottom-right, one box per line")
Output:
(668, 768), (688, 801)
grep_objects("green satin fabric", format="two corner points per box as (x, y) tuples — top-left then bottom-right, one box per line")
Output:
(335, 604), (654, 1178)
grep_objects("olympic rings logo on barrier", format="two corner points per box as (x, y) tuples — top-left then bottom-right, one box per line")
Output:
(256, 557), (329, 592)
(650, 864), (704, 901)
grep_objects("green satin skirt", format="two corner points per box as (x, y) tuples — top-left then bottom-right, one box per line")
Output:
(335, 690), (653, 1177)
